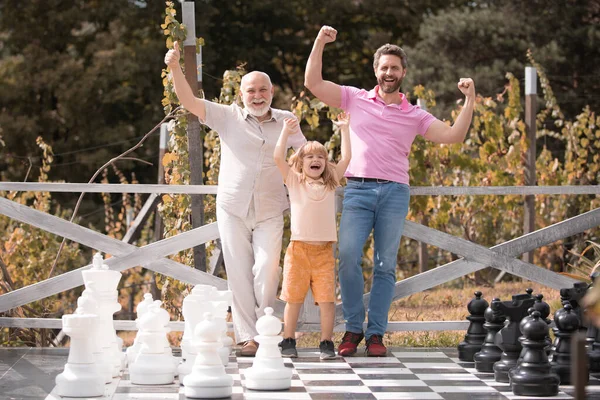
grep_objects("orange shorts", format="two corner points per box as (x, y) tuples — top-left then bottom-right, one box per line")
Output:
(280, 241), (335, 304)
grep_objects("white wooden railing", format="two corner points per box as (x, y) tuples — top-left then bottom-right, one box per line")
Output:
(1, 182), (597, 332)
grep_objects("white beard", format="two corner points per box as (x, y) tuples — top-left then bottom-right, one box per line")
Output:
(244, 100), (271, 117)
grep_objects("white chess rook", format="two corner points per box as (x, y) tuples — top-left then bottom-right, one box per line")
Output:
(129, 301), (176, 385)
(183, 312), (233, 398)
(244, 307), (292, 390)
(55, 307), (105, 397)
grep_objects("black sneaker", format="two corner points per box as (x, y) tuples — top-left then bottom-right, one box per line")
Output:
(279, 337), (298, 358)
(319, 340), (336, 360)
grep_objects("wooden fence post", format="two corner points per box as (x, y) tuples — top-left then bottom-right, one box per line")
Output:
(182, 1), (206, 271)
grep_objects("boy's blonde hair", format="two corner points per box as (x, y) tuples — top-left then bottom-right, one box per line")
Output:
(288, 141), (339, 191)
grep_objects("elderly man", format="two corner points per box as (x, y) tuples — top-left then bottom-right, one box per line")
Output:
(165, 42), (306, 356)
(305, 26), (476, 357)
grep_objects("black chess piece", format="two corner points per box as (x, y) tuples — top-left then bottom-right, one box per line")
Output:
(516, 307), (538, 365)
(509, 311), (560, 397)
(474, 297), (506, 373)
(525, 288), (534, 298)
(560, 282), (590, 336)
(588, 273), (600, 376)
(589, 320), (600, 376)
(458, 291), (489, 361)
(550, 303), (587, 385)
(493, 293), (536, 383)
(532, 294), (553, 353)
(550, 300), (570, 358)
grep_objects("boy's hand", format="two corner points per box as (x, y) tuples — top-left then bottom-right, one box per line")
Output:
(283, 117), (300, 135)
(332, 112), (350, 130)
(164, 41), (181, 68)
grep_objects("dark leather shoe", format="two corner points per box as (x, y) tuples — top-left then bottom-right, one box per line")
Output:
(239, 340), (259, 357)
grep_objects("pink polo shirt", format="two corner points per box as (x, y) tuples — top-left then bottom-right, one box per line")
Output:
(340, 85), (438, 185)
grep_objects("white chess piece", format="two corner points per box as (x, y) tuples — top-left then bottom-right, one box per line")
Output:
(244, 307), (292, 390)
(55, 305), (105, 397)
(181, 285), (218, 360)
(183, 312), (233, 398)
(213, 290), (233, 365)
(81, 252), (125, 375)
(77, 290), (112, 384)
(129, 301), (176, 385)
(179, 285), (218, 381)
(126, 292), (154, 365)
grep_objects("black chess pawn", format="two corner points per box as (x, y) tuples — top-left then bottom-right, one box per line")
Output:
(474, 297), (506, 373)
(516, 307), (538, 365)
(509, 311), (560, 397)
(532, 294), (553, 352)
(550, 300), (570, 357)
(493, 293), (536, 383)
(525, 288), (534, 298)
(550, 303), (587, 385)
(458, 291), (489, 361)
(588, 273), (600, 376)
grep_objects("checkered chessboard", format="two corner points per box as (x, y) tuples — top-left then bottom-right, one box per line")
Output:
(46, 348), (600, 400)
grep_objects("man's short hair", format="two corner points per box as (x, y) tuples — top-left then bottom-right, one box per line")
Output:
(373, 44), (408, 70)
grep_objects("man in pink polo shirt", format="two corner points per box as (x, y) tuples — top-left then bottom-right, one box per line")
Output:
(305, 25), (476, 357)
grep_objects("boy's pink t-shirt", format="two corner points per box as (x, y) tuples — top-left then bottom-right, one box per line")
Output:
(286, 170), (338, 242)
(340, 85), (438, 184)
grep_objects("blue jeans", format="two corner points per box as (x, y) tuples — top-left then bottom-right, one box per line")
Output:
(338, 180), (410, 339)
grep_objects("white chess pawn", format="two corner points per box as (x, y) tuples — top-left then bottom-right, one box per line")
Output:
(183, 312), (233, 398)
(150, 299), (180, 374)
(181, 285), (217, 360)
(129, 301), (176, 385)
(244, 307), (292, 390)
(126, 293), (154, 365)
(77, 290), (112, 384)
(213, 290), (233, 365)
(55, 306), (105, 397)
(179, 286), (218, 382)
(81, 252), (125, 375)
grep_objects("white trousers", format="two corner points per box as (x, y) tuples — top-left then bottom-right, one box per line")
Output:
(216, 205), (283, 343)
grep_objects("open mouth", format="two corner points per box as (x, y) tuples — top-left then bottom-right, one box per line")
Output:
(310, 165), (322, 170)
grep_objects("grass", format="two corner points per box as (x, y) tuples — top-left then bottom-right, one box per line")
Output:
(295, 281), (564, 348)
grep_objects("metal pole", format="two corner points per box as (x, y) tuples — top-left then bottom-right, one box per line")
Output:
(182, 1), (206, 271)
(523, 67), (537, 264)
(416, 98), (429, 273)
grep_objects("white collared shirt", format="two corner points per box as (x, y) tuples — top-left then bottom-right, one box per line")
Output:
(202, 102), (306, 222)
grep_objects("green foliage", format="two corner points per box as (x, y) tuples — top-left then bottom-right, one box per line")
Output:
(0, 0), (167, 225)
(0, 138), (85, 346)
(403, 2), (600, 119)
